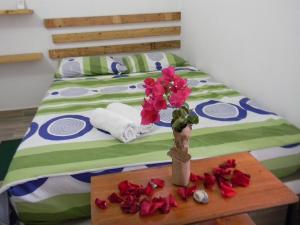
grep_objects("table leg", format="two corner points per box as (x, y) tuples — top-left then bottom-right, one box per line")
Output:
(285, 203), (299, 225)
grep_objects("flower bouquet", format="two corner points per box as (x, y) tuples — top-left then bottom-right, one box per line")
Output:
(141, 66), (199, 186)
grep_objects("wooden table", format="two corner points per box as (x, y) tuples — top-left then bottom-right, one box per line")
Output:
(91, 152), (299, 225)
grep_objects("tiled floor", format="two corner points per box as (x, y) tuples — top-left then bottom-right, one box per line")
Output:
(0, 108), (36, 141)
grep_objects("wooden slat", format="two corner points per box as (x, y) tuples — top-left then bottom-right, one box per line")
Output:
(0, 53), (43, 64)
(44, 12), (181, 28)
(0, 9), (33, 15)
(52, 26), (181, 44)
(49, 40), (180, 59)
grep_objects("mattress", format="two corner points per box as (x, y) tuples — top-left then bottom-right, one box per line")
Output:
(1, 66), (300, 225)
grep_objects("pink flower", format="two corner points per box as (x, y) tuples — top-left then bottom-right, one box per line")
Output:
(169, 87), (191, 107)
(144, 78), (156, 96)
(153, 96), (167, 111)
(152, 82), (165, 97)
(141, 109), (160, 125)
(172, 75), (188, 92)
(162, 66), (175, 82)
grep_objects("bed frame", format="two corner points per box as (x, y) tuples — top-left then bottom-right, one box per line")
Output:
(44, 12), (181, 59)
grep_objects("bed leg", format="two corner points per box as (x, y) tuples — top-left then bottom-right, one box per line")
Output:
(285, 203), (299, 225)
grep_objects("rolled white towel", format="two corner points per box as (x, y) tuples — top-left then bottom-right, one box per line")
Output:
(90, 108), (138, 143)
(106, 102), (153, 134)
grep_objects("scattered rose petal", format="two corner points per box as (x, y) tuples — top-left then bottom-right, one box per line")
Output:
(168, 194), (178, 208)
(150, 178), (165, 188)
(151, 197), (167, 214)
(203, 173), (216, 189)
(118, 180), (142, 197)
(219, 159), (236, 169)
(95, 198), (108, 209)
(177, 185), (197, 200)
(108, 192), (123, 203)
(120, 195), (140, 214)
(213, 167), (232, 177)
(231, 169), (251, 187)
(140, 198), (152, 216)
(190, 172), (203, 182)
(143, 182), (154, 196)
(218, 178), (236, 198)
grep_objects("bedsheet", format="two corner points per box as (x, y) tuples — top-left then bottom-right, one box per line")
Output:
(1, 67), (300, 225)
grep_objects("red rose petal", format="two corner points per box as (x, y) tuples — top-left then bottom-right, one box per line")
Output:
(168, 194), (178, 208)
(177, 185), (197, 200)
(219, 159), (236, 169)
(213, 167), (232, 177)
(108, 192), (123, 203)
(143, 182), (154, 196)
(140, 199), (152, 216)
(160, 197), (170, 214)
(177, 187), (187, 200)
(151, 197), (167, 214)
(190, 172), (203, 182)
(118, 180), (142, 197)
(231, 169), (251, 187)
(95, 198), (108, 209)
(120, 195), (140, 214)
(203, 173), (216, 189)
(150, 178), (165, 188)
(219, 181), (236, 198)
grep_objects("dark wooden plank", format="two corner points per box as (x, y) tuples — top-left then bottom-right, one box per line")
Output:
(44, 12), (181, 28)
(91, 152), (298, 225)
(49, 40), (180, 59)
(52, 26), (181, 43)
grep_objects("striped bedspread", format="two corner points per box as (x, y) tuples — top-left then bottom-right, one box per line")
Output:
(1, 67), (300, 225)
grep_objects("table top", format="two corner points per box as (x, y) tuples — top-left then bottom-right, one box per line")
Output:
(91, 152), (298, 225)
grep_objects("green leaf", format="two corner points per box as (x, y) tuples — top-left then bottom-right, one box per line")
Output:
(172, 109), (181, 120)
(187, 114), (199, 125)
(172, 117), (187, 132)
(179, 108), (188, 117)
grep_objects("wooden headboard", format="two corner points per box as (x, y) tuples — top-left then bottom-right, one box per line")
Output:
(45, 12), (181, 59)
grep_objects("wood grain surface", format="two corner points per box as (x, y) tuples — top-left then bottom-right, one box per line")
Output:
(45, 12), (181, 28)
(52, 26), (181, 43)
(91, 152), (298, 225)
(49, 40), (180, 59)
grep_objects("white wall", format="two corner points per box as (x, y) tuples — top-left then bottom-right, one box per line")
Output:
(0, 0), (180, 110)
(181, 0), (300, 127)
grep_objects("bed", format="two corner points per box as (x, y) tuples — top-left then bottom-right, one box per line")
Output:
(0, 62), (299, 225)
(1, 11), (300, 225)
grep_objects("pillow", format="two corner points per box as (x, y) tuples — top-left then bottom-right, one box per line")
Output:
(121, 52), (186, 74)
(55, 56), (128, 78)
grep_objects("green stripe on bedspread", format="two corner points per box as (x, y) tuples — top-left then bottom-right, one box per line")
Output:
(37, 90), (240, 116)
(4, 119), (300, 185)
(49, 71), (208, 90)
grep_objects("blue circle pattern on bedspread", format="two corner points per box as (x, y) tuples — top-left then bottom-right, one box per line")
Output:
(39, 115), (93, 141)
(195, 100), (247, 121)
(239, 98), (276, 115)
(9, 177), (48, 196)
(8, 162), (172, 196)
(22, 122), (39, 142)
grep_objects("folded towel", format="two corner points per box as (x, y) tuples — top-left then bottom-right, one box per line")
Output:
(90, 108), (138, 143)
(107, 102), (153, 134)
